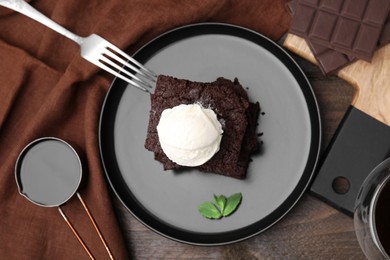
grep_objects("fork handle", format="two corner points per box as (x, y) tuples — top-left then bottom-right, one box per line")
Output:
(0, 0), (84, 45)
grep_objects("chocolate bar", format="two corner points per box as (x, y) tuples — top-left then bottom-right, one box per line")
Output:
(290, 0), (390, 61)
(308, 41), (356, 75)
(288, 0), (390, 75)
(379, 14), (390, 46)
(286, 0), (298, 15)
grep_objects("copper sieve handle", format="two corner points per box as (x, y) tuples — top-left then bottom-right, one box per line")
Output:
(58, 193), (115, 260)
(76, 192), (115, 260)
(58, 206), (95, 260)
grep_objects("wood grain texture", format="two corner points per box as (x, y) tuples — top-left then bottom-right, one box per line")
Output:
(112, 50), (365, 259)
(284, 33), (390, 126)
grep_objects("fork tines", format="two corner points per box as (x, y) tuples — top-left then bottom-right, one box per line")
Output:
(99, 42), (157, 92)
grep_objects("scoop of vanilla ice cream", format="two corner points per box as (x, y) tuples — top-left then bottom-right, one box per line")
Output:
(156, 104), (223, 167)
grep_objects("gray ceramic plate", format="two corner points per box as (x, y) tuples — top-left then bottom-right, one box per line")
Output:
(99, 23), (321, 245)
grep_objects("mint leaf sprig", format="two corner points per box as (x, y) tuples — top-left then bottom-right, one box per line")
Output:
(198, 192), (242, 219)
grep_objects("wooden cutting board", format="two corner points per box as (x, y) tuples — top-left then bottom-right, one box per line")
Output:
(283, 34), (390, 215)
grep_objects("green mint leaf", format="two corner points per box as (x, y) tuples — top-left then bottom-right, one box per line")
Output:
(213, 194), (227, 213)
(198, 201), (222, 219)
(222, 192), (242, 217)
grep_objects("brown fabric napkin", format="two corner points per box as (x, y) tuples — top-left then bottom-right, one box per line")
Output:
(0, 0), (290, 259)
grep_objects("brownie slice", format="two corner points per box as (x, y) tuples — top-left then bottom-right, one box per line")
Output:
(145, 75), (260, 179)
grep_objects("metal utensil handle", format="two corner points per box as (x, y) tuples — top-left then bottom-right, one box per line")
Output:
(58, 193), (115, 260)
(58, 206), (95, 260)
(76, 192), (115, 260)
(0, 0), (83, 44)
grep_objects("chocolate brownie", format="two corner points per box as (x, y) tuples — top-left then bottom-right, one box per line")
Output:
(144, 75), (260, 179)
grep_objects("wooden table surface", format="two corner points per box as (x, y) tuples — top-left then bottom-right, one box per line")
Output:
(112, 38), (366, 259)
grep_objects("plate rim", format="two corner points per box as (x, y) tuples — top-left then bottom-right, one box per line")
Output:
(99, 22), (322, 246)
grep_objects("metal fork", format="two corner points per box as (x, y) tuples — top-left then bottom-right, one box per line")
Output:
(0, 0), (157, 92)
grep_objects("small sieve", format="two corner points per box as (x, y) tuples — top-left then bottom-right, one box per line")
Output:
(15, 137), (114, 260)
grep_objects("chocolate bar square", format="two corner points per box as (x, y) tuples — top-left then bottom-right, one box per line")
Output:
(342, 0), (367, 19)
